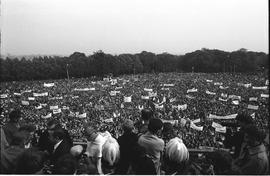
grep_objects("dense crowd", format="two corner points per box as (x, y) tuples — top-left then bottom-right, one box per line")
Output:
(0, 72), (269, 174)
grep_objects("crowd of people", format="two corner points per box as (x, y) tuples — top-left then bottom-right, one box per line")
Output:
(0, 72), (269, 174)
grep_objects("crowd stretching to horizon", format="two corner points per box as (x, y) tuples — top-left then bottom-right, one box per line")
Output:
(0, 72), (269, 174)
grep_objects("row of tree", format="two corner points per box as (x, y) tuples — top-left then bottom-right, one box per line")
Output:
(0, 48), (268, 82)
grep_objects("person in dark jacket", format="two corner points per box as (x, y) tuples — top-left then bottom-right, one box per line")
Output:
(37, 119), (72, 154)
(3, 110), (22, 145)
(116, 119), (138, 174)
(135, 109), (153, 135)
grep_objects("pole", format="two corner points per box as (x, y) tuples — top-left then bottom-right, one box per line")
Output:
(66, 64), (70, 81)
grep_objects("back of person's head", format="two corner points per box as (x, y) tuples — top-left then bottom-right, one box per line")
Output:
(141, 109), (153, 121)
(15, 148), (46, 174)
(148, 118), (163, 134)
(10, 131), (28, 147)
(208, 150), (232, 174)
(102, 137), (120, 166)
(236, 113), (253, 125)
(165, 137), (189, 164)
(244, 124), (265, 143)
(9, 109), (21, 122)
(122, 119), (134, 132)
(52, 128), (65, 141)
(162, 122), (175, 138)
(70, 145), (83, 158)
(53, 154), (77, 174)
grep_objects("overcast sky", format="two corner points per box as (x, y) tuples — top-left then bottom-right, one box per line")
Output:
(0, 0), (268, 56)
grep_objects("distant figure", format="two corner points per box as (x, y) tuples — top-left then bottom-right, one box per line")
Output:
(3, 110), (21, 145)
(234, 125), (269, 174)
(138, 118), (164, 174)
(116, 119), (138, 174)
(136, 109), (153, 135)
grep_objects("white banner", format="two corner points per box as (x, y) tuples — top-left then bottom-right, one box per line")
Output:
(243, 83), (252, 88)
(44, 83), (55, 87)
(42, 113), (52, 119)
(186, 95), (195, 99)
(163, 84), (175, 87)
(50, 105), (59, 110)
(141, 96), (149, 100)
(178, 104), (187, 111)
(247, 105), (259, 110)
(249, 97), (258, 101)
(154, 103), (164, 109)
(212, 122), (223, 129)
(215, 127), (226, 133)
(206, 79), (213, 83)
(252, 86), (267, 90)
(35, 105), (42, 110)
(124, 96), (132, 102)
(206, 90), (216, 95)
(77, 113), (87, 118)
(161, 119), (178, 125)
(170, 97), (176, 103)
(33, 92), (48, 97)
(228, 95), (241, 100)
(208, 114), (237, 120)
(187, 88), (198, 93)
(115, 87), (123, 90)
(49, 96), (63, 100)
(21, 100), (29, 106)
(14, 93), (21, 96)
(144, 88), (153, 92)
(148, 92), (157, 97)
(232, 100), (239, 105)
(53, 109), (62, 114)
(219, 85), (229, 89)
(0, 94), (8, 99)
(28, 97), (35, 101)
(192, 118), (200, 124)
(221, 93), (228, 98)
(113, 112), (120, 118)
(261, 94), (269, 98)
(190, 122), (203, 131)
(104, 118), (113, 123)
(62, 106), (69, 110)
(218, 97), (228, 102)
(214, 82), (223, 86)
(110, 91), (117, 96)
(74, 88), (94, 91)
(161, 88), (170, 90)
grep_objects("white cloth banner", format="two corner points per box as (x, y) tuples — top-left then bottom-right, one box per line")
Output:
(53, 109), (62, 114)
(154, 103), (164, 109)
(124, 96), (132, 102)
(141, 96), (149, 100)
(208, 114), (237, 120)
(212, 122), (223, 129)
(190, 122), (203, 131)
(219, 86), (229, 89)
(192, 118), (200, 124)
(247, 105), (259, 110)
(74, 88), (91, 91)
(77, 113), (87, 118)
(186, 95), (195, 99)
(206, 79), (213, 83)
(35, 105), (42, 110)
(249, 97), (258, 101)
(178, 104), (187, 111)
(50, 105), (59, 110)
(232, 100), (239, 105)
(62, 106), (69, 110)
(44, 83), (55, 87)
(266, 79), (269, 86)
(243, 83), (252, 88)
(14, 93), (21, 96)
(261, 94), (269, 98)
(221, 93), (228, 98)
(180, 118), (187, 126)
(144, 88), (153, 92)
(49, 96), (63, 100)
(161, 88), (170, 90)
(115, 87), (123, 90)
(187, 88), (198, 93)
(113, 112), (120, 118)
(215, 127), (227, 133)
(161, 119), (178, 125)
(21, 100), (29, 106)
(218, 97), (228, 102)
(33, 92), (48, 97)
(28, 97), (35, 101)
(206, 90), (216, 95)
(0, 94), (8, 99)
(42, 113), (52, 119)
(214, 82), (223, 86)
(110, 91), (117, 96)
(228, 95), (241, 100)
(148, 92), (157, 97)
(104, 118), (113, 123)
(252, 86), (267, 90)
(163, 84), (175, 87)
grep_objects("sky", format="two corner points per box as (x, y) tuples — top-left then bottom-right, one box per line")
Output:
(0, 0), (268, 56)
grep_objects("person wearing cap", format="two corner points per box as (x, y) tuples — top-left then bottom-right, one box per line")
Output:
(3, 110), (22, 145)
(138, 118), (164, 175)
(115, 119), (138, 174)
(234, 125), (268, 174)
(222, 113), (254, 158)
(83, 125), (109, 175)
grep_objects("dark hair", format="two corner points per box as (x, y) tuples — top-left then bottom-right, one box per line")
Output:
(9, 109), (21, 122)
(141, 109), (153, 121)
(236, 113), (253, 125)
(209, 150), (232, 172)
(10, 131), (28, 146)
(148, 118), (163, 134)
(15, 148), (46, 174)
(52, 128), (65, 140)
(53, 154), (77, 174)
(244, 124), (266, 142)
(19, 124), (36, 133)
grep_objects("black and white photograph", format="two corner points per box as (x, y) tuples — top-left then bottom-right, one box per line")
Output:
(0, 0), (269, 175)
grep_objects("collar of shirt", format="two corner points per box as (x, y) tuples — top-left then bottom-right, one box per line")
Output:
(54, 140), (63, 152)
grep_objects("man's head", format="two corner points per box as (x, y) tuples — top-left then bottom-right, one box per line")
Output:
(148, 118), (163, 134)
(236, 113), (253, 128)
(49, 128), (65, 144)
(9, 109), (21, 123)
(84, 126), (98, 142)
(47, 119), (61, 135)
(141, 109), (153, 123)
(122, 119), (134, 132)
(243, 125), (265, 146)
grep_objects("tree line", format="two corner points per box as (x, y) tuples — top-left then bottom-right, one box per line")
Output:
(0, 48), (268, 82)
